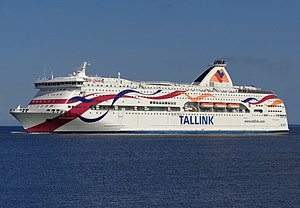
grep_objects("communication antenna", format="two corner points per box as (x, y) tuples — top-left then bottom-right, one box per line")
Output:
(43, 63), (46, 79)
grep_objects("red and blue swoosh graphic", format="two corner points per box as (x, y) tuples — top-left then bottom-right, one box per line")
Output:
(76, 89), (163, 123)
(26, 89), (184, 132)
(242, 95), (275, 104)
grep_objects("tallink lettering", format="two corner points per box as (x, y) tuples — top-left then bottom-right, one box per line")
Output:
(179, 116), (214, 125)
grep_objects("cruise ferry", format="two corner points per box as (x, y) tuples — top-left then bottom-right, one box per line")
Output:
(10, 60), (289, 133)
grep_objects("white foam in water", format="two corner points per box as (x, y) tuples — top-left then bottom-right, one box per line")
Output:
(11, 131), (26, 134)
(10, 131), (51, 135)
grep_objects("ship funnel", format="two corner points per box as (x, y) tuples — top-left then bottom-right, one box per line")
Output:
(192, 60), (233, 87)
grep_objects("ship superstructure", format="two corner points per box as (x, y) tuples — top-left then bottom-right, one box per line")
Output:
(10, 60), (289, 133)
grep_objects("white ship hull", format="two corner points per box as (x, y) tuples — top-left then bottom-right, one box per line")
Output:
(11, 109), (288, 133)
(10, 61), (289, 133)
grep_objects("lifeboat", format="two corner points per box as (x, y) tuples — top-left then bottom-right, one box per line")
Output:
(200, 102), (213, 108)
(227, 103), (239, 109)
(214, 103), (227, 109)
(184, 106), (197, 112)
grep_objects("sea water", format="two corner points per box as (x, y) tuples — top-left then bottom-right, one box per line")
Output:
(0, 126), (299, 208)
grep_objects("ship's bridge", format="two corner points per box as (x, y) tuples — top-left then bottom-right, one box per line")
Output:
(34, 61), (89, 89)
(192, 60), (233, 88)
(34, 77), (84, 89)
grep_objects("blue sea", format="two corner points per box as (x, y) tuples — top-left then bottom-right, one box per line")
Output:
(0, 126), (299, 208)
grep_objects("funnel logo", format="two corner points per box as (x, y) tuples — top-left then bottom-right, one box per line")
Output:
(210, 69), (229, 83)
(215, 70), (225, 83)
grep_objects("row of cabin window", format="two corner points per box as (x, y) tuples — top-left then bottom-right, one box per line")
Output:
(38, 93), (63, 97)
(150, 101), (176, 105)
(36, 82), (83, 87)
(81, 90), (250, 102)
(40, 88), (66, 91)
(90, 111), (252, 116)
(83, 88), (265, 101)
(30, 105), (54, 108)
(87, 106), (251, 114)
(85, 83), (240, 93)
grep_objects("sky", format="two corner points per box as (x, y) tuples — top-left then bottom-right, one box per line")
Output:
(1, 0), (300, 125)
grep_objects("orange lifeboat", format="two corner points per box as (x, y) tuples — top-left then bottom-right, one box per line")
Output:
(200, 102), (213, 108)
(227, 103), (239, 109)
(214, 103), (227, 108)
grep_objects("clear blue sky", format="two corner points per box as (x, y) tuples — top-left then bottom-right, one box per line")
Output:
(1, 0), (300, 125)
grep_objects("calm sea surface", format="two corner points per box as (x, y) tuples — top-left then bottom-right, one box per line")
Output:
(0, 126), (299, 208)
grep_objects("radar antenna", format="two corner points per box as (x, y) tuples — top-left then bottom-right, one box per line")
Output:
(81, 61), (90, 73)
(210, 60), (227, 67)
(73, 61), (90, 77)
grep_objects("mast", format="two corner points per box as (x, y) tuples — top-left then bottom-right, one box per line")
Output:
(76, 61), (89, 77)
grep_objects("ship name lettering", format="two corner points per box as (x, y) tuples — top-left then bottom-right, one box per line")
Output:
(179, 116), (214, 125)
